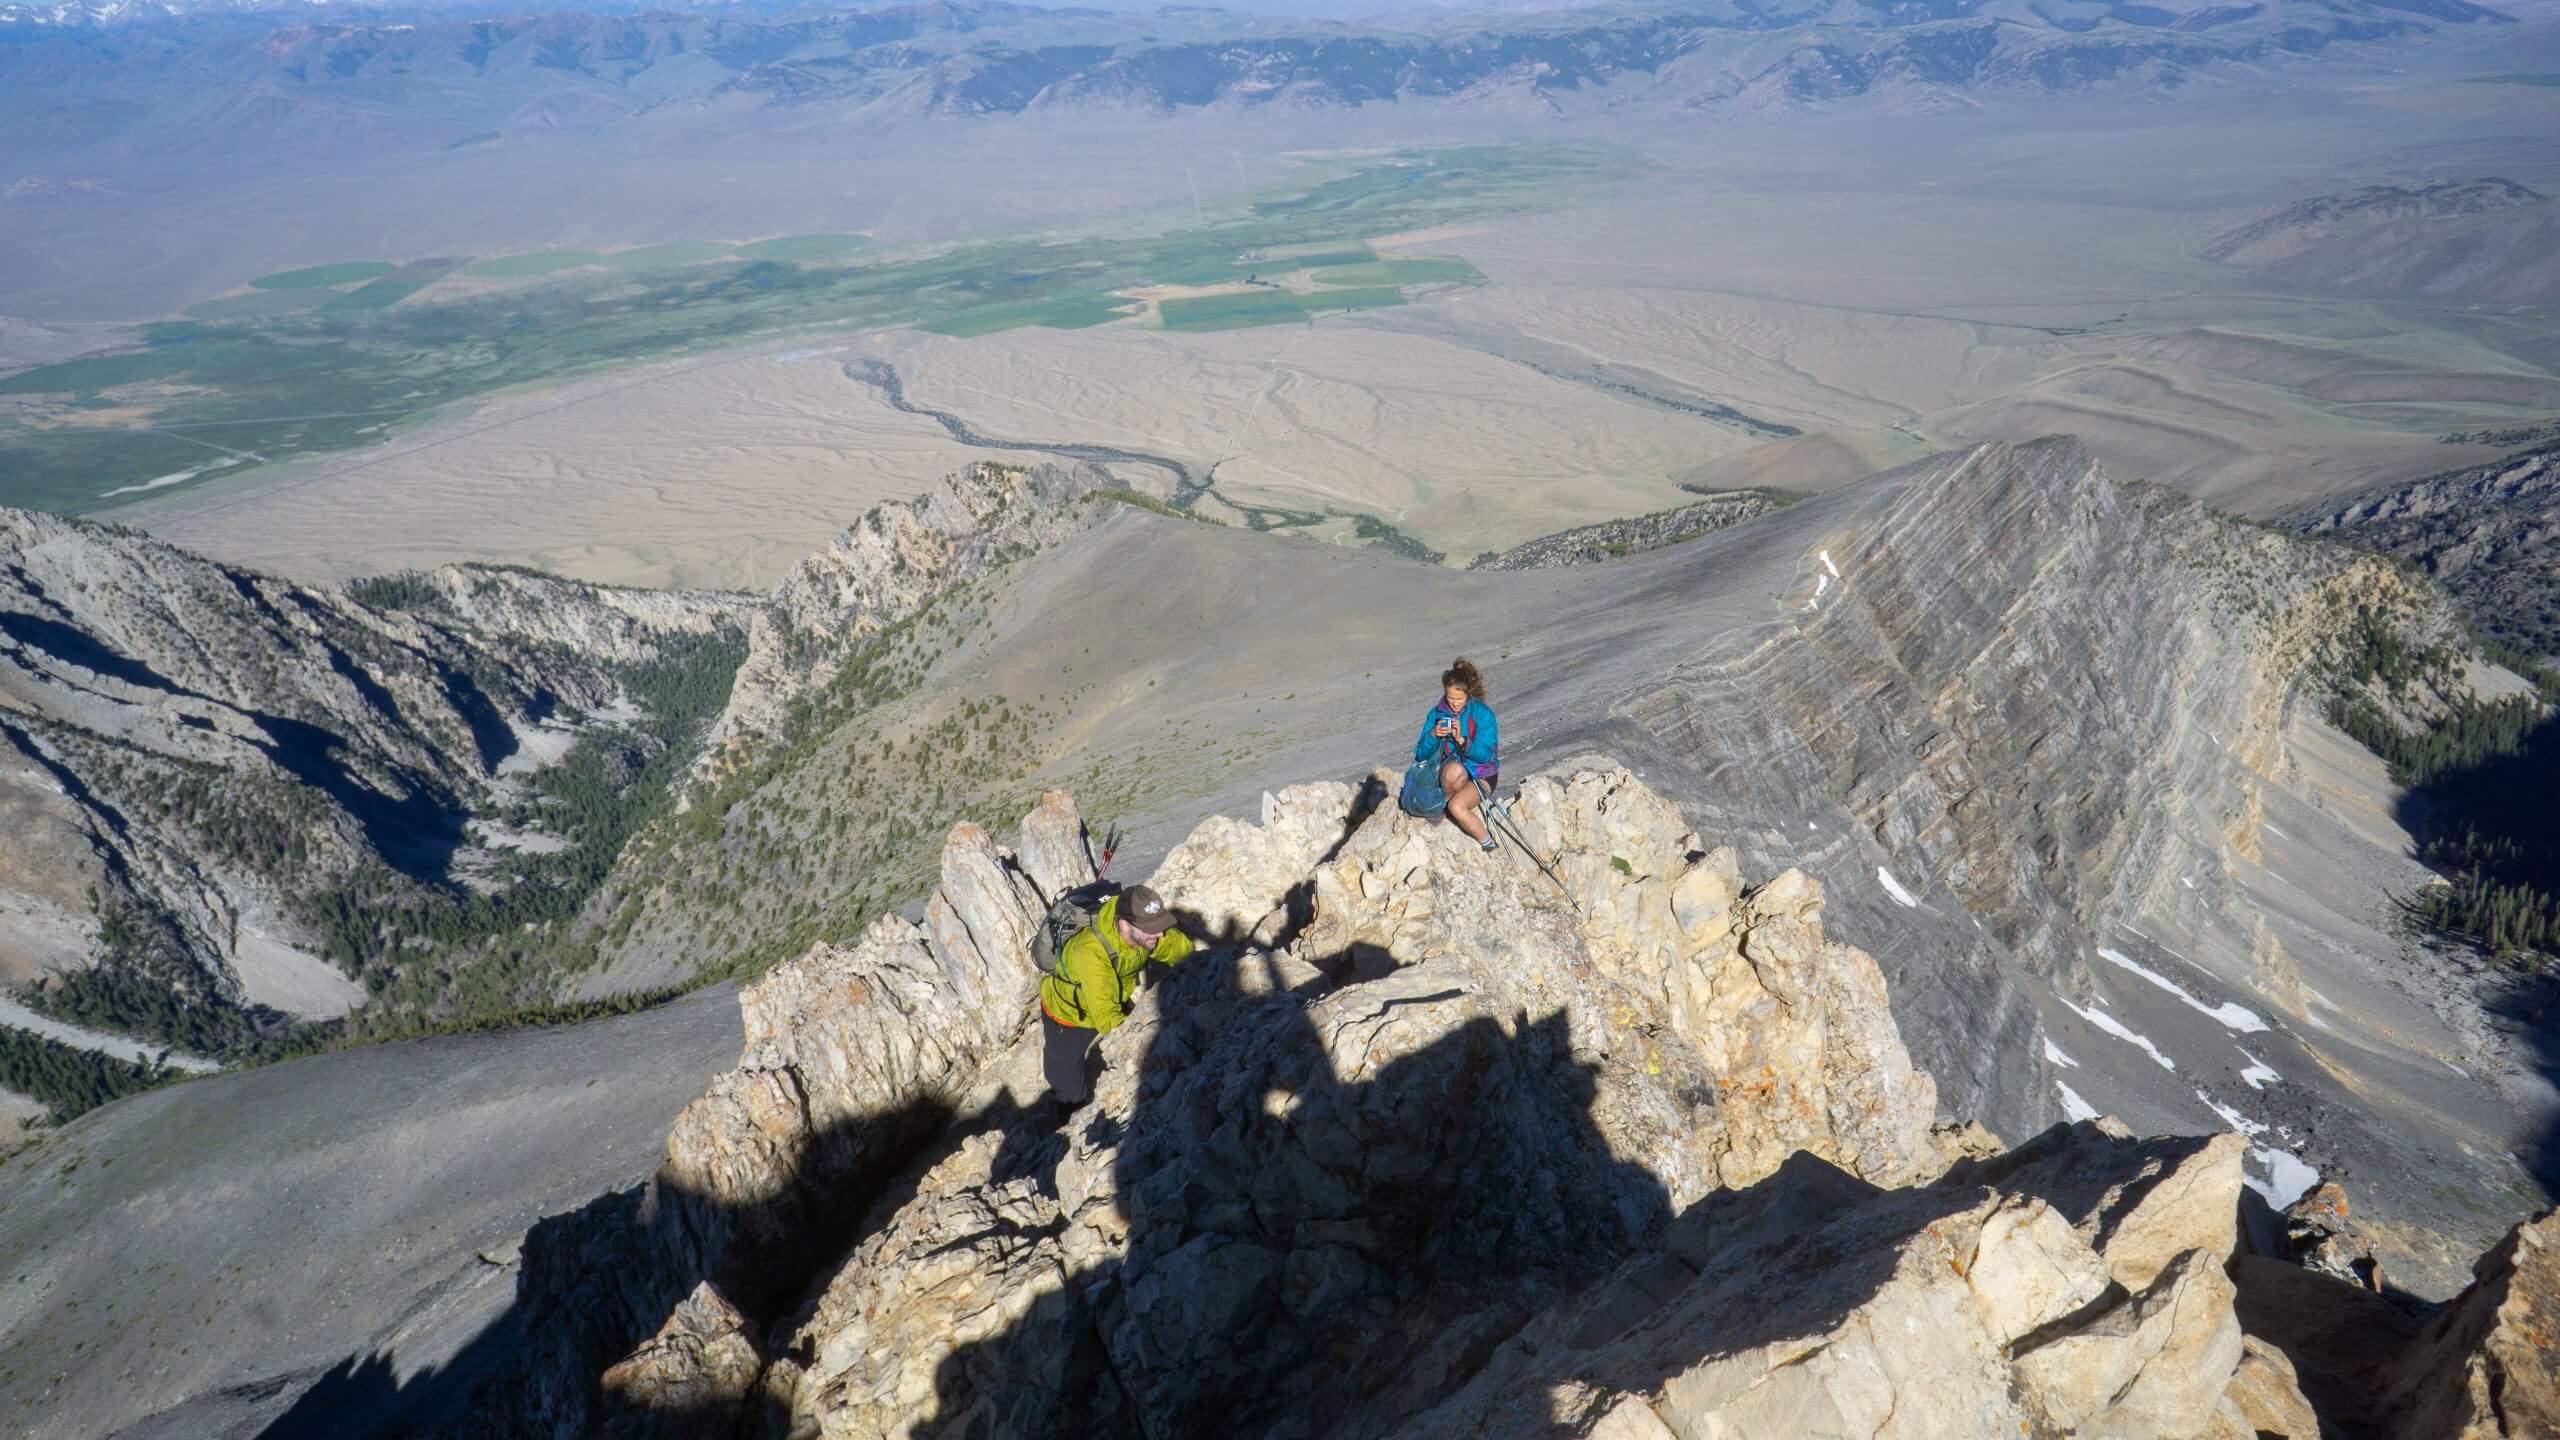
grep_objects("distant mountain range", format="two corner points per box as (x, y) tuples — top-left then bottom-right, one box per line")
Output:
(0, 0), (2519, 131)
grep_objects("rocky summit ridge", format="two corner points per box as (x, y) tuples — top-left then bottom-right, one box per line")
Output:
(444, 770), (2554, 1440)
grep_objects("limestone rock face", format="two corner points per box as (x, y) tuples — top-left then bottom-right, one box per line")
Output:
(758, 768), (2206, 1440)
(654, 819), (1046, 1303)
(1013, 788), (1100, 905)
(1143, 779), (1359, 943)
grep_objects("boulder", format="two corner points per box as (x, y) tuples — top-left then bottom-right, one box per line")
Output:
(597, 1282), (764, 1440)
(2383, 1211), (2560, 1438)
(1411, 1123), (2252, 1440)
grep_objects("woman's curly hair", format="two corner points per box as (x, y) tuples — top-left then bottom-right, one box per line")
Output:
(1441, 657), (1487, 702)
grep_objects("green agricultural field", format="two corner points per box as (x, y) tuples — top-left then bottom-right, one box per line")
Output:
(599, 242), (737, 271)
(1264, 247), (1376, 271)
(249, 262), (396, 290)
(737, 234), (872, 262)
(0, 144), (1635, 515)
(1311, 257), (1480, 287)
(316, 261), (466, 312)
(182, 291), (335, 320)
(1158, 285), (1408, 332)
(466, 250), (605, 278)
(924, 295), (1134, 337)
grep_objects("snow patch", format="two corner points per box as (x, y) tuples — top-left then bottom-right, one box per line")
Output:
(2441, 1057), (2470, 1078)
(2056, 1081), (2100, 1123)
(2247, 1147), (2321, 1210)
(2237, 1050), (2280, 1090)
(2060, 998), (2176, 1071)
(1819, 550), (1841, 579)
(2262, 821), (2292, 842)
(2097, 947), (2268, 1033)
(2043, 1038), (2079, 1069)
(99, 459), (242, 499)
(1876, 867), (1919, 908)
(2196, 1088), (2269, 1138)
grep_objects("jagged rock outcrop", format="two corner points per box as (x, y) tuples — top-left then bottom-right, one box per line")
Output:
(1414, 1121), (2248, 1440)
(510, 765), (2420, 1440)
(1467, 491), (1788, 572)
(475, 791), (1096, 1433)
(767, 766), (1959, 1439)
(2296, 438), (2560, 660)
(402, 564), (755, 667)
(2383, 1212), (2560, 1437)
(707, 461), (1108, 759)
(2235, 1206), (2560, 1439)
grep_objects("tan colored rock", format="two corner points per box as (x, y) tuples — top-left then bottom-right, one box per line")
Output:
(1144, 780), (1357, 942)
(2205, 1336), (2322, 1440)
(1012, 788), (1096, 905)
(1411, 1126), (2251, 1440)
(2384, 1211), (2560, 1438)
(1965, 1195), (2109, 1343)
(2011, 1248), (2243, 1439)
(764, 765), (1968, 1438)
(608, 767), (2321, 1440)
(597, 1281), (764, 1440)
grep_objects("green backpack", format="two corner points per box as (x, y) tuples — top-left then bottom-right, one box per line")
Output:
(1031, 880), (1120, 978)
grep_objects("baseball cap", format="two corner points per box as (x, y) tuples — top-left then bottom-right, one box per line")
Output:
(1119, 884), (1173, 938)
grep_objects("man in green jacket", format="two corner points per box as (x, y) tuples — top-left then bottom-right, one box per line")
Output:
(1039, 884), (1194, 1107)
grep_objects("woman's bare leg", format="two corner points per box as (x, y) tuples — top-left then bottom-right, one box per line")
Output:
(1442, 761), (1490, 842)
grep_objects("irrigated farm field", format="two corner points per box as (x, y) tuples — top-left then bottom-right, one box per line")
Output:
(0, 146), (1624, 516)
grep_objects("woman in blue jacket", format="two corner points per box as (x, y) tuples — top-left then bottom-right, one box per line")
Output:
(1415, 657), (1500, 850)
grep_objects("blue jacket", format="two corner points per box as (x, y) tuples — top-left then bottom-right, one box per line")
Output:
(1414, 698), (1499, 778)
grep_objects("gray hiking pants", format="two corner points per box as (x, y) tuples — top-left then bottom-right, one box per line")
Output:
(1042, 1011), (1098, 1107)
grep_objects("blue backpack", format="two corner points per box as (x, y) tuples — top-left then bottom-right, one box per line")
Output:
(1399, 755), (1449, 817)
(1398, 710), (1476, 817)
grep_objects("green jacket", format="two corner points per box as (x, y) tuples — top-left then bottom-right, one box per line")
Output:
(1038, 893), (1195, 1035)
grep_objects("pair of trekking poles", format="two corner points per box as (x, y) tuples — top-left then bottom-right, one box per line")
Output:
(1436, 737), (1580, 916)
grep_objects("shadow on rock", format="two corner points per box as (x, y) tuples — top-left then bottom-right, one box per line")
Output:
(915, 947), (1696, 1439)
(255, 1092), (970, 1440)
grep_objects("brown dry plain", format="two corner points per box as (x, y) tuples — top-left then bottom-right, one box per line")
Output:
(132, 110), (2560, 586)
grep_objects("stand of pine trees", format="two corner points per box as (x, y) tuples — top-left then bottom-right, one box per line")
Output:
(2325, 613), (2560, 967)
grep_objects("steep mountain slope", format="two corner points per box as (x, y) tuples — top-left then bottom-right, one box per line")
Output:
(0, 983), (744, 1440)
(0, 509), (754, 1062)
(558, 437), (2534, 1295)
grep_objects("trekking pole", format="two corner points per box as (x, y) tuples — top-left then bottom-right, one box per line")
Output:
(1446, 735), (1583, 918)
